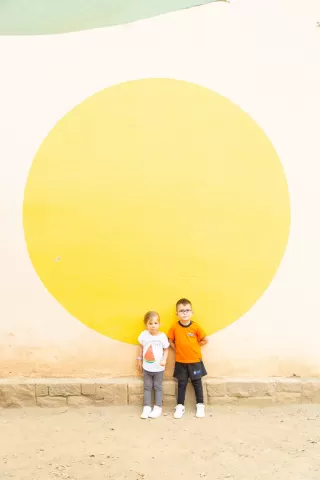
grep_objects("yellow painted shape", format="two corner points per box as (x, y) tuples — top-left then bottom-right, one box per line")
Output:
(23, 79), (290, 344)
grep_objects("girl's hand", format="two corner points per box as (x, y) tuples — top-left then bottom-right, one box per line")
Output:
(160, 360), (166, 367)
(136, 359), (143, 372)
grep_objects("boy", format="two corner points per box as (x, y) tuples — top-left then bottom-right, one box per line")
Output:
(168, 298), (209, 419)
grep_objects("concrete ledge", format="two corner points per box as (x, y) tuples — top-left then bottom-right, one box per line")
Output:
(1, 377), (320, 408)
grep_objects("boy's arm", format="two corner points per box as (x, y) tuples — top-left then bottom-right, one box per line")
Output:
(196, 324), (208, 346)
(168, 327), (176, 350)
(199, 336), (209, 346)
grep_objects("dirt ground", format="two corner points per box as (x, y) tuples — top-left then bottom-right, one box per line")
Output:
(1, 405), (320, 480)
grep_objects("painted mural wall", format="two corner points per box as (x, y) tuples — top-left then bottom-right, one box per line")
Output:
(0, 0), (319, 378)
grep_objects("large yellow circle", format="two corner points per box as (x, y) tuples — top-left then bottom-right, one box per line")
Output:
(23, 79), (290, 344)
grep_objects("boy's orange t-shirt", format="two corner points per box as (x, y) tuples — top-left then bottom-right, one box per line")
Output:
(168, 321), (206, 363)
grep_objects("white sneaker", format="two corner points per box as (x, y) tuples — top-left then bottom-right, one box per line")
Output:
(196, 403), (205, 418)
(148, 406), (162, 419)
(174, 404), (185, 419)
(140, 406), (152, 419)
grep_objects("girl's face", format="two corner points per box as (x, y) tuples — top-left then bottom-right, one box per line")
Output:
(146, 315), (160, 335)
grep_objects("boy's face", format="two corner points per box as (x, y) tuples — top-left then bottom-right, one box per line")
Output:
(176, 303), (193, 323)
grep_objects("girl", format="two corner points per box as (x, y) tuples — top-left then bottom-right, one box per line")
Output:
(137, 311), (169, 419)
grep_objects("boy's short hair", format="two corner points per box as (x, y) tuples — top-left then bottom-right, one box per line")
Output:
(144, 311), (160, 325)
(176, 298), (192, 310)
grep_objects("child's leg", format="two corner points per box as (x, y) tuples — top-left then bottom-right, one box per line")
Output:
(143, 370), (153, 406)
(153, 371), (164, 406)
(174, 364), (188, 418)
(177, 379), (188, 405)
(191, 378), (204, 404)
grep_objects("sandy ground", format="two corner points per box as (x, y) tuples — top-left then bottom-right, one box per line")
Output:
(1, 405), (320, 480)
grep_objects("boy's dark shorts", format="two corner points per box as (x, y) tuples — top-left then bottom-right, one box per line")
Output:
(173, 361), (207, 382)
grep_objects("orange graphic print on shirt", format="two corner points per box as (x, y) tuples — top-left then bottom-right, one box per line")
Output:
(144, 345), (155, 363)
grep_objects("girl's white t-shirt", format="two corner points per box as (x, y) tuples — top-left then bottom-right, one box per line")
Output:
(138, 330), (170, 373)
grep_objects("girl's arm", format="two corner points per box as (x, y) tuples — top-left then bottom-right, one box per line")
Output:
(136, 345), (143, 372)
(169, 339), (176, 350)
(160, 348), (169, 367)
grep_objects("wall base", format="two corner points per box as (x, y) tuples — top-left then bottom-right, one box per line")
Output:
(1, 377), (320, 408)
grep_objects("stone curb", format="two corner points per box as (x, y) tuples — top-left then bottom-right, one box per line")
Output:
(1, 377), (320, 408)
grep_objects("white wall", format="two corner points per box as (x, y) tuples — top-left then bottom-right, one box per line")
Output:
(0, 0), (319, 378)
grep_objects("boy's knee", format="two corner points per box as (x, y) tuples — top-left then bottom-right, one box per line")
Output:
(178, 379), (188, 388)
(191, 378), (202, 386)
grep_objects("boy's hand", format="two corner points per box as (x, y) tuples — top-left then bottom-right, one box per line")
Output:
(160, 360), (167, 367)
(199, 336), (209, 346)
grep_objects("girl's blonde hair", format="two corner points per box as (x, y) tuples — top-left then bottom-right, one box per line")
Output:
(144, 311), (160, 325)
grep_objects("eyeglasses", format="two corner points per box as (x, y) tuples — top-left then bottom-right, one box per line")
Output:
(178, 309), (192, 314)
